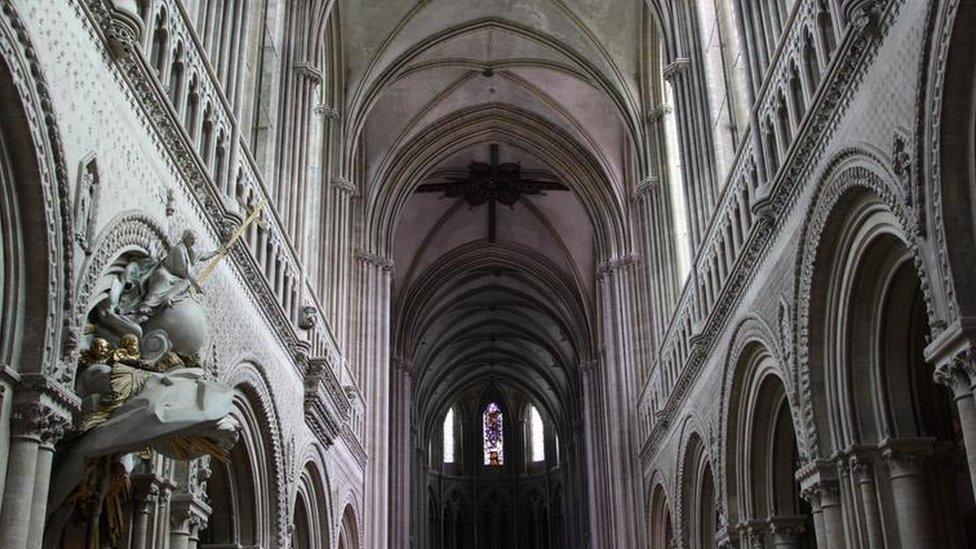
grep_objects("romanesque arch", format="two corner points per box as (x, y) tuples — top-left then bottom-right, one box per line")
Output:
(797, 157), (976, 547)
(723, 337), (812, 547)
(677, 429), (716, 549)
(647, 480), (675, 549)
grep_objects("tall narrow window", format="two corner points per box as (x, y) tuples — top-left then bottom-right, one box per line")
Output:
(483, 403), (504, 466)
(663, 79), (692, 279)
(443, 408), (455, 464)
(529, 406), (545, 462)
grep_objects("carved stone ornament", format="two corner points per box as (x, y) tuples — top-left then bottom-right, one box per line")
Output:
(74, 156), (101, 254)
(46, 228), (245, 540)
(298, 305), (318, 330)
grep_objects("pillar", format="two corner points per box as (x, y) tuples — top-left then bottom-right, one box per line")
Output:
(25, 410), (70, 549)
(169, 493), (209, 549)
(848, 451), (883, 549)
(883, 438), (937, 549)
(933, 352), (976, 496)
(131, 473), (167, 549)
(0, 396), (69, 549)
(799, 461), (845, 549)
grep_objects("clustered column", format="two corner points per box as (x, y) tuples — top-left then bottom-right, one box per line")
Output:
(0, 391), (71, 549)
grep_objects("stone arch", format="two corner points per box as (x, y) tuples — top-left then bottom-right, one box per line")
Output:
(917, 0), (976, 324)
(206, 361), (288, 546)
(337, 502), (362, 549)
(797, 151), (976, 545)
(648, 476), (676, 549)
(293, 456), (333, 549)
(722, 334), (812, 546)
(0, 2), (74, 379)
(677, 428), (717, 549)
(794, 151), (924, 457)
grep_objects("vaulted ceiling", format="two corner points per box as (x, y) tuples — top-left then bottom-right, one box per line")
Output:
(345, 0), (647, 433)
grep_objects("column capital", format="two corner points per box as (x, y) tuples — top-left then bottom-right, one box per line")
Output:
(796, 458), (840, 507)
(926, 316), (976, 388)
(768, 515), (809, 540)
(331, 176), (359, 197)
(10, 399), (71, 445)
(169, 493), (211, 534)
(294, 62), (323, 84)
(355, 249), (394, 272)
(881, 437), (935, 477)
(662, 57), (691, 81)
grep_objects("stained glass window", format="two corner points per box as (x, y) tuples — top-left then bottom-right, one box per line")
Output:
(529, 405), (545, 462)
(443, 408), (455, 463)
(483, 402), (504, 466)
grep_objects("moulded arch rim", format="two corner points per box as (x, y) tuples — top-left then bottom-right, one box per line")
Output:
(793, 149), (927, 458)
(0, 3), (76, 370)
(364, 104), (630, 260)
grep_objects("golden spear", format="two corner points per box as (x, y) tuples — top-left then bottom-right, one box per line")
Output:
(196, 200), (267, 286)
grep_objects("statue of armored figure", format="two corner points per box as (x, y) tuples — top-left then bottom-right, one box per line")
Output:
(46, 225), (247, 549)
(93, 229), (218, 345)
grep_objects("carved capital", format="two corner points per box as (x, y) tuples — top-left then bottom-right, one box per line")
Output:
(169, 493), (211, 534)
(11, 401), (70, 443)
(293, 62), (322, 84)
(797, 458), (841, 508)
(662, 57), (691, 81)
(331, 176), (359, 197)
(355, 249), (394, 272)
(881, 437), (934, 478)
(934, 352), (975, 396)
(314, 105), (340, 119)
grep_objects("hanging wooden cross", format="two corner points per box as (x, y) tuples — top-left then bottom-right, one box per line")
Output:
(414, 144), (569, 242)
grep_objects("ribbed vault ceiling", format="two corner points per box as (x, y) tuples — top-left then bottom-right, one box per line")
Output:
(350, 0), (643, 433)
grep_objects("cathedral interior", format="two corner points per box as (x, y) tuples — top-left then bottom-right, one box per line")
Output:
(0, 0), (974, 547)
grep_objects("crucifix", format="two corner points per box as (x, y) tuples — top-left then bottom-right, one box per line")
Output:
(414, 144), (569, 242)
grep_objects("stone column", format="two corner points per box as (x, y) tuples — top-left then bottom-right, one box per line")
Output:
(0, 395), (70, 549)
(883, 438), (937, 549)
(169, 493), (210, 549)
(933, 350), (976, 496)
(25, 410), (71, 549)
(848, 451), (883, 549)
(131, 473), (166, 549)
(358, 251), (394, 549)
(798, 461), (845, 549)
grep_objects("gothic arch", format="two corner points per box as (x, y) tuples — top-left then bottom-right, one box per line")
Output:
(0, 2), (74, 378)
(363, 103), (629, 260)
(346, 17), (643, 168)
(337, 502), (362, 549)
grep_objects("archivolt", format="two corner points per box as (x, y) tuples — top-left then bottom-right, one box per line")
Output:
(224, 361), (289, 546)
(0, 2), (75, 374)
(793, 150), (930, 457)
